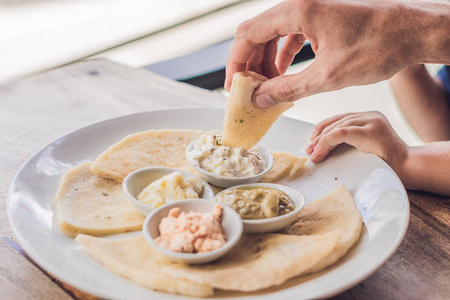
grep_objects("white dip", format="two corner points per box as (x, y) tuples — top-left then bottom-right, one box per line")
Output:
(188, 134), (265, 177)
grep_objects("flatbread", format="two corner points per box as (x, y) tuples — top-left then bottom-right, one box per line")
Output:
(158, 232), (341, 292)
(157, 185), (361, 290)
(76, 185), (362, 295)
(222, 71), (294, 150)
(260, 151), (308, 182)
(76, 232), (340, 294)
(55, 162), (145, 237)
(91, 129), (208, 183)
(76, 234), (213, 297)
(280, 184), (363, 272)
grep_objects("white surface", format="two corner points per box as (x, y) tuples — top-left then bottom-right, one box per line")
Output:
(186, 140), (274, 188)
(122, 167), (215, 216)
(215, 183), (306, 234)
(7, 108), (409, 299)
(143, 198), (243, 264)
(0, 0), (240, 83)
(94, 0), (284, 67)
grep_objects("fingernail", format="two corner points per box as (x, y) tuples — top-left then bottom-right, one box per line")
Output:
(255, 94), (276, 109)
(305, 143), (314, 153)
(308, 130), (317, 140)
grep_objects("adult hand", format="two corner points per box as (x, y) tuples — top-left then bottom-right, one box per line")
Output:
(305, 111), (408, 171)
(225, 0), (450, 109)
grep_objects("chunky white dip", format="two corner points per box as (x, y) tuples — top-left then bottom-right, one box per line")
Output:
(137, 171), (203, 208)
(188, 134), (265, 177)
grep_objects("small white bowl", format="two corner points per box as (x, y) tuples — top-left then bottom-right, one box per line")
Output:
(122, 167), (215, 216)
(143, 199), (243, 264)
(214, 183), (305, 234)
(185, 139), (274, 188)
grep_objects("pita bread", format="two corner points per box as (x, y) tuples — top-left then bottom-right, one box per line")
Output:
(156, 186), (361, 291)
(222, 71), (293, 150)
(157, 232), (341, 292)
(55, 162), (145, 237)
(76, 232), (340, 294)
(280, 185), (363, 272)
(75, 186), (362, 295)
(91, 129), (208, 183)
(75, 235), (213, 297)
(260, 151), (308, 182)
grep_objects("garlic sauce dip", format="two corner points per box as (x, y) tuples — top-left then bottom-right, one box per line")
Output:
(187, 134), (265, 177)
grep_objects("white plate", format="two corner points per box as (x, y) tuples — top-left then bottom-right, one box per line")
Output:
(7, 108), (409, 300)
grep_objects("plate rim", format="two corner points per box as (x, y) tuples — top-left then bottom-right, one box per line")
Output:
(7, 107), (410, 300)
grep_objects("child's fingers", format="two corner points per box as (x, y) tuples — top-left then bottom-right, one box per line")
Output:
(309, 112), (370, 140)
(307, 115), (369, 154)
(310, 125), (367, 162)
(309, 113), (352, 140)
(312, 114), (370, 142)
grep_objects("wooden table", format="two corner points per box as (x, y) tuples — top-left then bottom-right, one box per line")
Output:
(1, 59), (448, 300)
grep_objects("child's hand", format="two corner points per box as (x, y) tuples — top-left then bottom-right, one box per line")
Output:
(305, 112), (409, 171)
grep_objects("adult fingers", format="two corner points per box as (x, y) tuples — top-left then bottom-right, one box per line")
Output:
(276, 33), (306, 75)
(246, 44), (265, 75)
(253, 60), (324, 108)
(225, 1), (304, 90)
(261, 37), (282, 79)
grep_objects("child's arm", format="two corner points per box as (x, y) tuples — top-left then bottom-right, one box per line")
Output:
(306, 111), (450, 196)
(390, 64), (450, 142)
(399, 142), (450, 196)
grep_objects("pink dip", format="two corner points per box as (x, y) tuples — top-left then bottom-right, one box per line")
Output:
(155, 204), (227, 253)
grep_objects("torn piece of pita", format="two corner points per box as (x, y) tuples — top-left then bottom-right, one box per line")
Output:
(280, 184), (363, 273)
(222, 71), (294, 150)
(76, 234), (213, 297)
(55, 162), (145, 237)
(91, 129), (208, 183)
(260, 151), (308, 182)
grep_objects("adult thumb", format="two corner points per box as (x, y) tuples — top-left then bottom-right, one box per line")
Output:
(253, 63), (320, 109)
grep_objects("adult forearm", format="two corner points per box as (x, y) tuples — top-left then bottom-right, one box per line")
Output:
(384, 0), (450, 67)
(410, 0), (450, 65)
(398, 142), (450, 196)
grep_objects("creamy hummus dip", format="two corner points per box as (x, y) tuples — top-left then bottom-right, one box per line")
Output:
(215, 188), (295, 220)
(188, 134), (265, 177)
(155, 205), (227, 253)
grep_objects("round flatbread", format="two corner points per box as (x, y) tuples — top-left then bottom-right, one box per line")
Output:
(55, 162), (145, 237)
(91, 129), (208, 183)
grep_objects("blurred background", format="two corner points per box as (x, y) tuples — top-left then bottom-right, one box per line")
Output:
(0, 0), (278, 83)
(0, 0), (441, 145)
